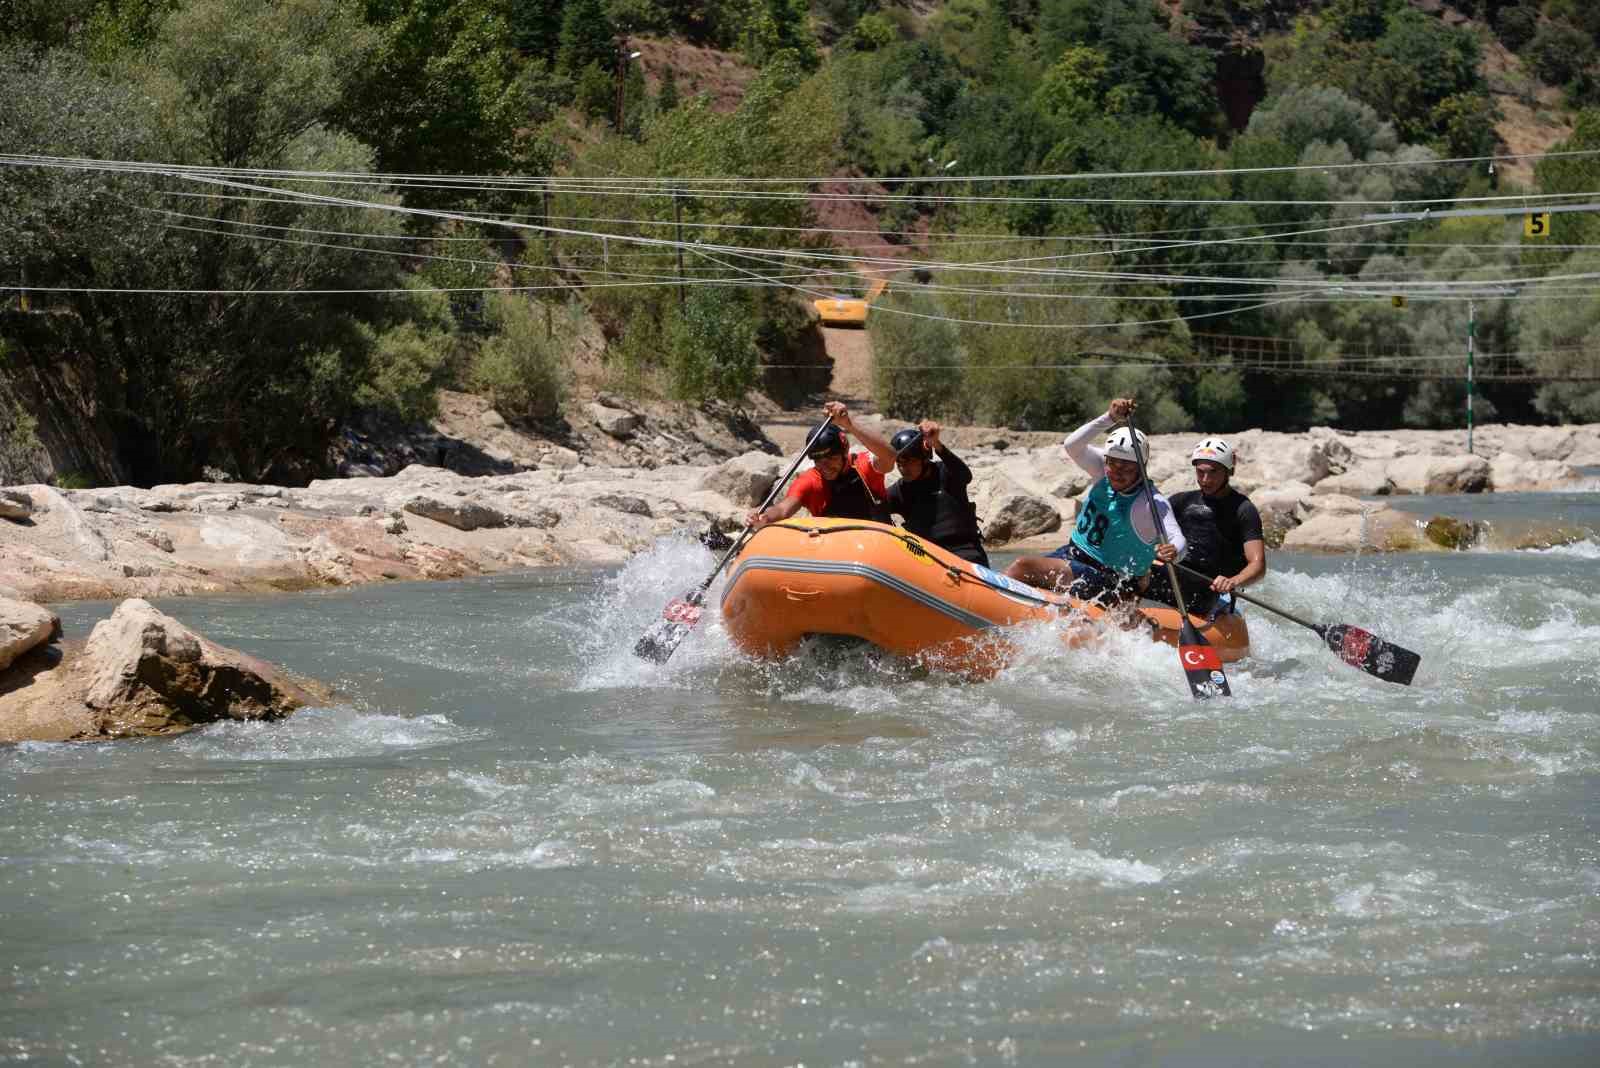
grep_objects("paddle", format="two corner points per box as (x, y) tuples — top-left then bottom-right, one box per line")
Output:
(1124, 417), (1232, 699)
(1173, 562), (1421, 685)
(633, 418), (833, 664)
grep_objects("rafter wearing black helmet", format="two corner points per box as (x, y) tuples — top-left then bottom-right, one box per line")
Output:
(884, 420), (988, 566)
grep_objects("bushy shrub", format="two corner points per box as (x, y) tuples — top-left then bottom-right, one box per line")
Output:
(356, 323), (450, 422)
(471, 292), (568, 422)
(868, 291), (964, 420)
(0, 388), (44, 485)
(667, 287), (760, 403)
(1494, 4), (1538, 53)
(852, 13), (897, 52)
(1526, 22), (1596, 88)
(575, 61), (614, 123)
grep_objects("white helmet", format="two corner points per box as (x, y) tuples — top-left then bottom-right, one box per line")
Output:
(1190, 437), (1235, 471)
(1103, 426), (1149, 463)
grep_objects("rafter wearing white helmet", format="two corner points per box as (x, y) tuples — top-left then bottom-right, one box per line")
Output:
(1190, 438), (1234, 472)
(1103, 426), (1150, 463)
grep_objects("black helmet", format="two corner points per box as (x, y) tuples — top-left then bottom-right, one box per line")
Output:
(890, 427), (925, 459)
(808, 424), (846, 457)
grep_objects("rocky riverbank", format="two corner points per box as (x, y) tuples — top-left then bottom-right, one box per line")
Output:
(2, 418), (1597, 606)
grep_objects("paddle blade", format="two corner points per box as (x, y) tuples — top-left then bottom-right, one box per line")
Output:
(1322, 624), (1421, 686)
(1177, 620), (1231, 699)
(632, 596), (704, 664)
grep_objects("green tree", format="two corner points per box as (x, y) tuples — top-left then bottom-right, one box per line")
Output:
(1035, 0), (1219, 135)
(2, 8), (427, 484)
(0, 382), (44, 485)
(1494, 3), (1537, 53)
(143, 0), (374, 167)
(1434, 92), (1502, 159)
(1323, 0), (1395, 43)
(1526, 21), (1596, 89)
(556, 0), (614, 75)
(1372, 7), (1482, 141)
(744, 0), (819, 71)
(339, 0), (530, 205)
(574, 59), (613, 122)
(510, 0), (564, 62)
(0, 0), (99, 50)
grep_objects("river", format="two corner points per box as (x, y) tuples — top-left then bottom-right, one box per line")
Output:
(4, 490), (1598, 1065)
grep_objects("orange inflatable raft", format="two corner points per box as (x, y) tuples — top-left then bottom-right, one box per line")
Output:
(718, 518), (1249, 679)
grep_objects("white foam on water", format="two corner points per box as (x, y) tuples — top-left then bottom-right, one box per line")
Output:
(1520, 537), (1600, 559)
(786, 761), (872, 800)
(571, 532), (742, 690)
(399, 840), (580, 871)
(446, 770), (530, 800)
(175, 707), (475, 761)
(1000, 833), (1164, 886)
(1040, 728), (1079, 753)
(841, 881), (966, 913)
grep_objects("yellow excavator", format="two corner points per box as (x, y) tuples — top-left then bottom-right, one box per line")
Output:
(812, 273), (888, 326)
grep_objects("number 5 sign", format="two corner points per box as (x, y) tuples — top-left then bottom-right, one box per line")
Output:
(1525, 212), (1551, 238)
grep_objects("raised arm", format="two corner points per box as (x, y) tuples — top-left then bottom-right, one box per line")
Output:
(1062, 413), (1113, 480)
(827, 401), (896, 473)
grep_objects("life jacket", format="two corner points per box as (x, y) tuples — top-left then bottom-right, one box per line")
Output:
(1069, 477), (1160, 576)
(822, 459), (889, 522)
(901, 462), (983, 554)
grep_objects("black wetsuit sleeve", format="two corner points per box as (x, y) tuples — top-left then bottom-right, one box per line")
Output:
(886, 480), (904, 515)
(935, 445), (972, 492)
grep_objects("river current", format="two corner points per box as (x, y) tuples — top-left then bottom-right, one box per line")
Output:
(4, 490), (1599, 1066)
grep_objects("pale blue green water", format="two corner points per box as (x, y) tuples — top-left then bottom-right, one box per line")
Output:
(3, 491), (1599, 1066)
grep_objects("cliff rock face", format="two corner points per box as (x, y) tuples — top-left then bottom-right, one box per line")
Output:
(1178, 0), (1315, 130)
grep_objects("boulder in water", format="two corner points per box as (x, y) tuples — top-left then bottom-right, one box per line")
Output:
(0, 598), (329, 742)
(1423, 515), (1481, 550)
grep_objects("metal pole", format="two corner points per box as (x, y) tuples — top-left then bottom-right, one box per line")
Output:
(1466, 299), (1476, 455)
(674, 191), (685, 308)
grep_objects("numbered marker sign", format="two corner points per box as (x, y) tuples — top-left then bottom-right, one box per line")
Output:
(1525, 212), (1551, 239)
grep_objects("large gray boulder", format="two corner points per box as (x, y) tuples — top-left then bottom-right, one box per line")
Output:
(1490, 452), (1580, 492)
(1280, 505), (1421, 553)
(1386, 454), (1490, 495)
(1249, 481), (1314, 543)
(402, 494), (540, 531)
(982, 493), (1063, 545)
(697, 451), (782, 507)
(588, 402), (643, 438)
(1508, 425), (1576, 461)
(1, 597), (59, 671)
(1312, 464), (1395, 497)
(80, 599), (324, 738)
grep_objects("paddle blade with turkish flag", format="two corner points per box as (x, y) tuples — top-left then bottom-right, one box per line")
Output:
(1319, 623), (1421, 686)
(1178, 618), (1232, 699)
(632, 594), (705, 664)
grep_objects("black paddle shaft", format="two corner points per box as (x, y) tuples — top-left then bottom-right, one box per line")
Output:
(1172, 562), (1420, 686)
(1123, 416), (1231, 699)
(633, 418), (834, 663)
